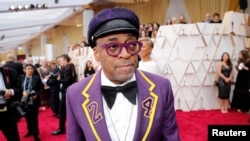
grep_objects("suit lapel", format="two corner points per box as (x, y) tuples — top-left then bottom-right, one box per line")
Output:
(81, 70), (159, 140)
(81, 71), (111, 140)
(133, 70), (159, 141)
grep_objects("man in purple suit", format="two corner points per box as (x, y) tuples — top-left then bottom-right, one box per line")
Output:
(66, 7), (181, 141)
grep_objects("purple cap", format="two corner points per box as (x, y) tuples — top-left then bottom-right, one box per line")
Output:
(87, 7), (140, 48)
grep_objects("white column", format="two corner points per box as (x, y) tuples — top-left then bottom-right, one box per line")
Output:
(45, 44), (55, 61)
(40, 35), (47, 57)
(83, 9), (94, 38)
(62, 33), (70, 54)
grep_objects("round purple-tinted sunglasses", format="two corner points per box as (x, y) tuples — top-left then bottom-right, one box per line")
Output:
(100, 41), (142, 57)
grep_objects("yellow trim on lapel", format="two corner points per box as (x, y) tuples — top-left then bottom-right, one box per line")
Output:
(81, 73), (101, 141)
(138, 70), (159, 141)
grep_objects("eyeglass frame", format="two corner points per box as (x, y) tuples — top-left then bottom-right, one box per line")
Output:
(99, 41), (142, 57)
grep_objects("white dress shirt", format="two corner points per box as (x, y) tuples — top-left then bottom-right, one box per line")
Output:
(0, 72), (6, 90)
(101, 70), (138, 141)
(0, 71), (14, 96)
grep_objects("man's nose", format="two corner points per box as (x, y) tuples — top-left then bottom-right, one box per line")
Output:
(118, 46), (130, 58)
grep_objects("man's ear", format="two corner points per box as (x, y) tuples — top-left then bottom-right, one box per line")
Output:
(93, 47), (100, 62)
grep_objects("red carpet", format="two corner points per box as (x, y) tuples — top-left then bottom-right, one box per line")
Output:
(0, 108), (65, 141)
(0, 108), (249, 141)
(176, 109), (249, 141)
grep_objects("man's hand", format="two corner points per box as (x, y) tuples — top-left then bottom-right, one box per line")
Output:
(4, 89), (13, 99)
(23, 91), (29, 96)
(57, 75), (60, 81)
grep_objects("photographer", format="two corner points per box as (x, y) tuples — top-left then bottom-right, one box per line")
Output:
(51, 54), (76, 135)
(0, 67), (23, 141)
(18, 64), (43, 141)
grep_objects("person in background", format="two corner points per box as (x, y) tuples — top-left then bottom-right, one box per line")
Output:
(138, 37), (163, 76)
(3, 53), (24, 75)
(51, 54), (76, 135)
(66, 7), (180, 141)
(139, 29), (147, 38)
(139, 24), (145, 36)
(37, 58), (52, 109)
(84, 60), (95, 78)
(166, 18), (172, 25)
(17, 58), (25, 67)
(0, 67), (23, 141)
(178, 13), (187, 24)
(231, 49), (250, 113)
(146, 23), (153, 38)
(24, 57), (34, 66)
(34, 58), (41, 69)
(210, 12), (222, 23)
(203, 13), (212, 23)
(46, 61), (61, 117)
(81, 36), (89, 47)
(216, 52), (234, 113)
(18, 64), (43, 141)
(151, 22), (160, 38)
(56, 56), (62, 70)
(23, 57), (40, 76)
(171, 17), (178, 24)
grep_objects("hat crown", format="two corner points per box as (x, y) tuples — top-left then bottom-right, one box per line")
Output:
(87, 7), (140, 48)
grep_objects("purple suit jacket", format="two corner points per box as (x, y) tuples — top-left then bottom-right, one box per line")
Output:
(66, 69), (180, 141)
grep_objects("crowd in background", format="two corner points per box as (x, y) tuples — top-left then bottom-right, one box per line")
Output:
(216, 50), (250, 118)
(0, 9), (249, 141)
(138, 12), (222, 39)
(0, 53), (80, 140)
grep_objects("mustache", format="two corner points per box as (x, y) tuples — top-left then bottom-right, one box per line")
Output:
(115, 60), (136, 67)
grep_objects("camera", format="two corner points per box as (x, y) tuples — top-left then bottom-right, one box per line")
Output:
(0, 90), (26, 117)
(9, 101), (26, 117)
(21, 90), (36, 108)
